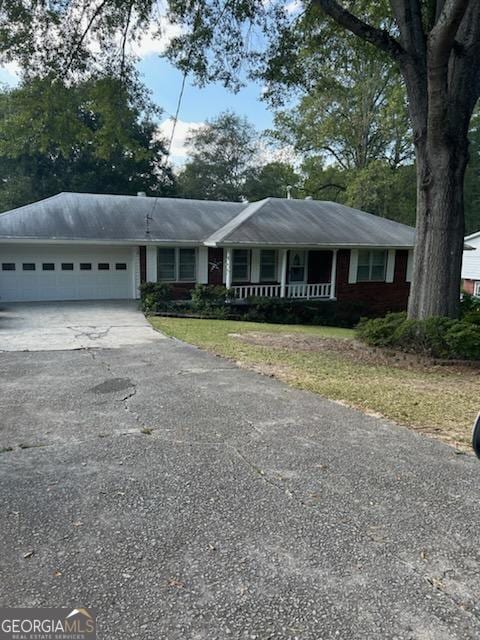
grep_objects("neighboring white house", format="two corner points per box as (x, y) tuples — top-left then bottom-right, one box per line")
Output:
(462, 231), (480, 296)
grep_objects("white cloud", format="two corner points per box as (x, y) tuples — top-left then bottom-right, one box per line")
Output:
(159, 117), (205, 165)
(129, 19), (183, 58)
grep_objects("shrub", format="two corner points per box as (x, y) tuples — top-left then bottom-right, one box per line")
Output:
(356, 312), (480, 360)
(356, 312), (407, 347)
(445, 323), (480, 360)
(191, 284), (230, 310)
(139, 282), (173, 311)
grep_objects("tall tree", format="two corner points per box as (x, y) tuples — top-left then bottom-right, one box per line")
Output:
(176, 112), (257, 201)
(0, 75), (174, 211)
(243, 162), (301, 201)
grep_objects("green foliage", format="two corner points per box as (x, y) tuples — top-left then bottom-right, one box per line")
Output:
(356, 313), (480, 360)
(139, 282), (173, 312)
(176, 111), (257, 201)
(0, 75), (174, 213)
(191, 284), (229, 310)
(243, 162), (301, 201)
(232, 298), (371, 328)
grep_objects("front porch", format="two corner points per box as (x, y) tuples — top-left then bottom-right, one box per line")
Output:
(224, 247), (337, 300)
(231, 282), (333, 300)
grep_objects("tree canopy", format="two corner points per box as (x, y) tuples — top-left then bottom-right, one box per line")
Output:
(0, 75), (174, 212)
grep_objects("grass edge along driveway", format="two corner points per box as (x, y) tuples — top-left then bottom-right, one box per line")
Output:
(149, 317), (478, 450)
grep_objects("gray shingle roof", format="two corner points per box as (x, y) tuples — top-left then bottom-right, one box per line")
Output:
(0, 192), (415, 248)
(205, 198), (415, 247)
(0, 192), (245, 242)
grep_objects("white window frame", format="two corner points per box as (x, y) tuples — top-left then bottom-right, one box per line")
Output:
(356, 249), (388, 282)
(474, 281), (480, 297)
(157, 247), (197, 282)
(232, 249), (250, 283)
(259, 249), (277, 282)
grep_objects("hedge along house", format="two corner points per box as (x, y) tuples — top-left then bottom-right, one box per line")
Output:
(0, 192), (415, 314)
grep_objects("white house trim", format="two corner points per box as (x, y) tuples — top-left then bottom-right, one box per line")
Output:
(348, 249), (359, 284)
(251, 249), (261, 283)
(197, 246), (209, 284)
(146, 245), (157, 282)
(330, 249), (338, 300)
(385, 249), (396, 283)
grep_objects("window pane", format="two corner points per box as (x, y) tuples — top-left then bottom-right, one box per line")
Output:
(157, 248), (176, 281)
(80, 263), (92, 271)
(42, 263), (54, 271)
(98, 263), (110, 270)
(22, 263), (35, 271)
(358, 250), (370, 267)
(116, 263), (127, 270)
(260, 250), (276, 281)
(62, 263), (74, 271)
(233, 250), (249, 281)
(2, 263), (15, 271)
(372, 250), (386, 266)
(371, 264), (386, 281)
(357, 265), (370, 282)
(178, 249), (196, 281)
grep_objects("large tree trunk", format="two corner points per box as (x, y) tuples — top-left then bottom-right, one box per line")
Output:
(407, 135), (468, 319)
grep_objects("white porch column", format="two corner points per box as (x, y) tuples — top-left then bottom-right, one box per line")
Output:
(280, 249), (288, 298)
(146, 245), (157, 282)
(330, 249), (338, 300)
(197, 246), (209, 284)
(225, 247), (233, 289)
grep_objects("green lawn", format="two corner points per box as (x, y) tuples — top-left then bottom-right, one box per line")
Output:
(149, 317), (478, 449)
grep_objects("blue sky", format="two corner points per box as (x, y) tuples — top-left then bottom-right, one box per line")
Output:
(0, 37), (276, 166)
(137, 54), (274, 165)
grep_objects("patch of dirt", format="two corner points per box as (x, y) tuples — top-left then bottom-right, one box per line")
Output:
(230, 331), (479, 374)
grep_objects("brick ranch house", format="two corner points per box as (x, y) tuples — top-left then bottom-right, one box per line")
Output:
(0, 192), (415, 314)
(462, 230), (480, 297)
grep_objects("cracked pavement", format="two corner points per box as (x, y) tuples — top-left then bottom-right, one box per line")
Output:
(1, 327), (480, 638)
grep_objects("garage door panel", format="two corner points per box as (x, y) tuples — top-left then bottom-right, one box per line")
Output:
(0, 245), (135, 302)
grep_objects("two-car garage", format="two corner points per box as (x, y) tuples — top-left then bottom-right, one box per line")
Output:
(0, 244), (138, 302)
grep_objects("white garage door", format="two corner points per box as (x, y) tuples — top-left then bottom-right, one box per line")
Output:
(0, 244), (137, 302)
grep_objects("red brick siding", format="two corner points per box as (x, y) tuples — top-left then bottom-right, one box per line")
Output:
(170, 282), (196, 300)
(335, 249), (410, 314)
(462, 279), (475, 295)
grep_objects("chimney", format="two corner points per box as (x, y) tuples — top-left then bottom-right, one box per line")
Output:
(137, 191), (147, 197)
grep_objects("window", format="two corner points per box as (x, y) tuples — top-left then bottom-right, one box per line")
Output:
(157, 248), (197, 281)
(475, 281), (480, 297)
(260, 250), (277, 282)
(115, 263), (127, 271)
(80, 263), (92, 271)
(157, 248), (176, 281)
(61, 263), (74, 271)
(2, 263), (15, 271)
(178, 249), (195, 281)
(232, 250), (250, 282)
(42, 263), (55, 271)
(98, 263), (110, 270)
(22, 263), (35, 271)
(357, 250), (387, 282)
(289, 251), (306, 283)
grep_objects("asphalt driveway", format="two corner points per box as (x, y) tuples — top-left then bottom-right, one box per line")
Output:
(0, 300), (163, 351)
(1, 333), (480, 639)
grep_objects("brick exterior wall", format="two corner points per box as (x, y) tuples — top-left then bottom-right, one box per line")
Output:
(335, 249), (410, 314)
(462, 279), (476, 295)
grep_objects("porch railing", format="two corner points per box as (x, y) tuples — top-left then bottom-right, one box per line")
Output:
(231, 283), (331, 300)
